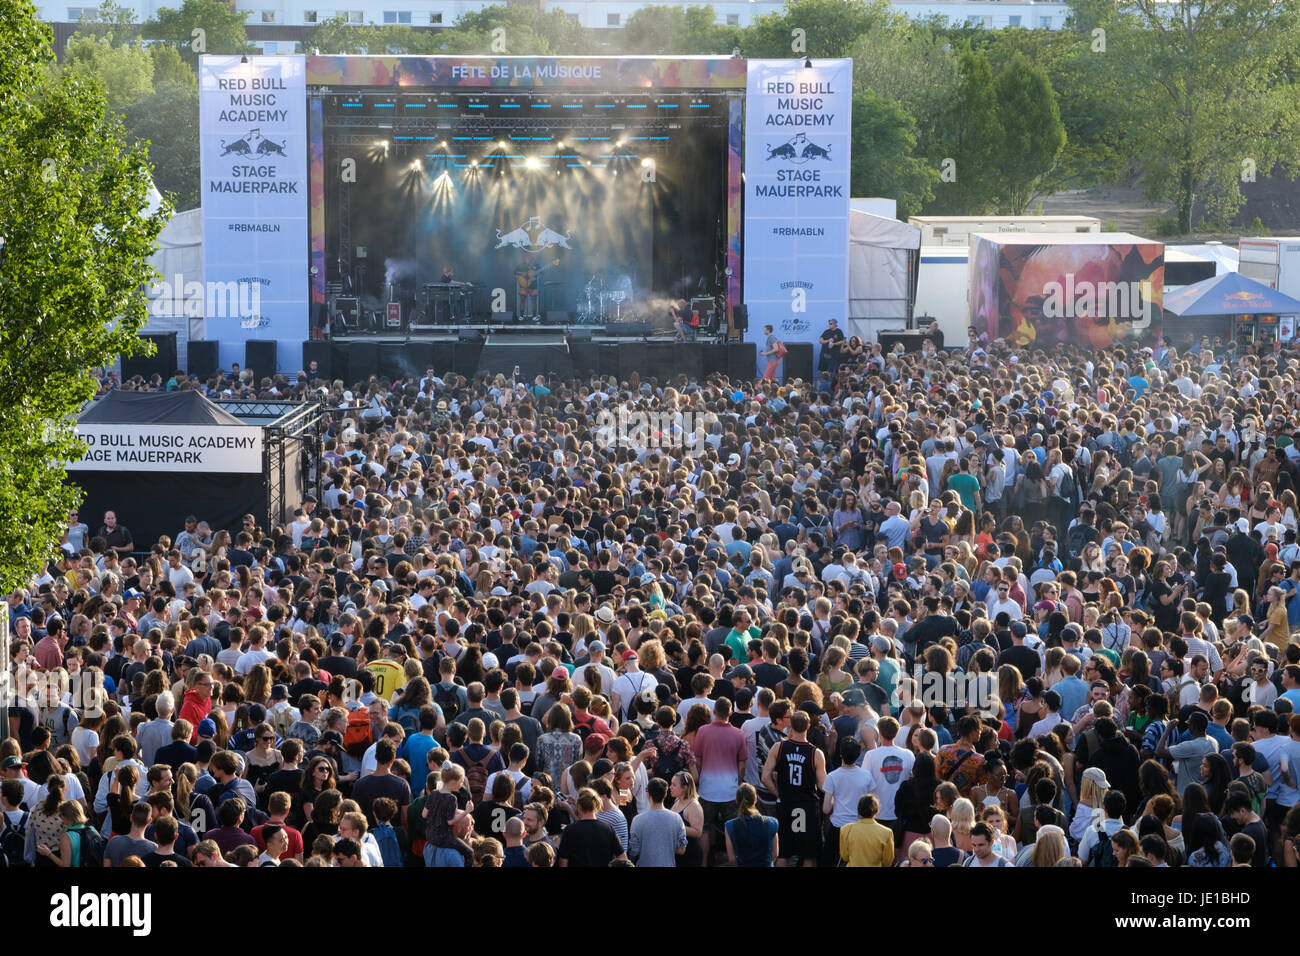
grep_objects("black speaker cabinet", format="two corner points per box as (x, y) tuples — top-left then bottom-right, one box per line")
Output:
(245, 340), (277, 377)
(783, 342), (814, 383)
(186, 339), (219, 378)
(302, 340), (333, 381)
(121, 332), (178, 382)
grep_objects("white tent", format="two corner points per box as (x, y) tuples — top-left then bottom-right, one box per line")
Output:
(141, 207), (204, 370)
(847, 210), (921, 343)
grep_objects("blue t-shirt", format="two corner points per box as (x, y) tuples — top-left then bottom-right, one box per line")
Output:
(725, 814), (779, 867)
(400, 732), (440, 790)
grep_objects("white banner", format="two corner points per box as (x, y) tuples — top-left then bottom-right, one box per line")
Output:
(68, 424), (264, 473)
(200, 55), (307, 373)
(744, 59), (852, 379)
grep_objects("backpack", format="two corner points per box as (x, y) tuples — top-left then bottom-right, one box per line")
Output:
(433, 683), (463, 725)
(652, 738), (687, 782)
(371, 821), (403, 868)
(344, 708), (373, 758)
(270, 706), (297, 739)
(1087, 822), (1118, 867)
(77, 825), (106, 868)
(0, 812), (29, 868)
(1065, 524), (1091, 561)
(572, 711), (598, 742)
(392, 705), (421, 739)
(463, 750), (494, 804)
(1057, 466), (1076, 500)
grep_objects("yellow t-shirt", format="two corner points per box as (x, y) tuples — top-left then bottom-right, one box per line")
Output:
(839, 818), (895, 867)
(365, 660), (406, 701)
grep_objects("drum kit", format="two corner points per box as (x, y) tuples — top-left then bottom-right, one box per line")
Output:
(576, 273), (632, 325)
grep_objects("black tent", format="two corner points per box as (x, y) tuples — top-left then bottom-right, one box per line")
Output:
(79, 390), (246, 426)
(70, 391), (269, 552)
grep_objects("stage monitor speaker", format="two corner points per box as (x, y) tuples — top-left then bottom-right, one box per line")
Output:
(701, 343), (728, 378)
(568, 328), (593, 341)
(348, 340), (379, 380)
(491, 311), (513, 324)
(187, 339), (219, 378)
(784, 342), (814, 383)
(732, 304), (748, 334)
(302, 340), (332, 380)
(727, 342), (757, 381)
(609, 322), (652, 338)
(122, 332), (178, 383)
(245, 340), (277, 376)
(545, 311), (568, 324)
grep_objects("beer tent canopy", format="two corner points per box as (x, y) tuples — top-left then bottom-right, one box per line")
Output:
(1163, 271), (1300, 316)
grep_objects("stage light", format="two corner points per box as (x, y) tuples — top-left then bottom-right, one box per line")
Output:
(471, 160), (479, 168)
(641, 158), (651, 167)
(440, 140), (448, 148)
(617, 138), (625, 146)
(497, 140), (507, 149)
(410, 159), (422, 172)
(524, 156), (542, 170)
(557, 140), (565, 148)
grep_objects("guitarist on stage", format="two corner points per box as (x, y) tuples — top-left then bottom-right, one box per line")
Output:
(515, 252), (560, 321)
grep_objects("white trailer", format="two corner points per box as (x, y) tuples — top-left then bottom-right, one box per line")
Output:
(1238, 237), (1300, 299)
(912, 249), (970, 347)
(908, 215), (1101, 248)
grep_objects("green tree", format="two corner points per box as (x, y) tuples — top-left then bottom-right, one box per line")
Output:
(850, 91), (939, 218)
(308, 17), (385, 54)
(993, 50), (1066, 213)
(619, 5), (738, 55)
(143, 0), (249, 65)
(58, 33), (154, 112)
(0, 0), (165, 593)
(125, 80), (200, 210)
(148, 43), (196, 88)
(848, 20), (959, 141)
(744, 0), (896, 59)
(929, 50), (1003, 214)
(72, 1), (141, 45)
(1068, 0), (1300, 233)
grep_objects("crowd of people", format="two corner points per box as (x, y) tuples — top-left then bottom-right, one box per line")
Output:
(4, 328), (1300, 869)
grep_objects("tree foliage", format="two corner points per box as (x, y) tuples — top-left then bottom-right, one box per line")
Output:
(850, 91), (939, 218)
(143, 0), (249, 65)
(0, 0), (166, 593)
(993, 50), (1066, 214)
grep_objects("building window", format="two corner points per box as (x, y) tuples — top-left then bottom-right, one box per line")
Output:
(725, 13), (739, 25)
(980, 15), (993, 28)
(67, 6), (99, 20)
(607, 12), (620, 25)
(566, 12), (579, 22)
(261, 10), (275, 22)
(429, 11), (442, 23)
(303, 9), (317, 22)
(347, 10), (363, 22)
(1039, 16), (1052, 28)
(1008, 15), (1020, 26)
(383, 10), (411, 23)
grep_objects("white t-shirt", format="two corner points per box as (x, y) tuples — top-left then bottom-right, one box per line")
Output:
(35, 773), (86, 805)
(863, 744), (915, 820)
(612, 671), (658, 720)
(235, 647), (275, 675)
(823, 764), (874, 828)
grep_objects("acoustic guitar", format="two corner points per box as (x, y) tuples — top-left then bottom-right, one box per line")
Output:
(516, 259), (561, 295)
